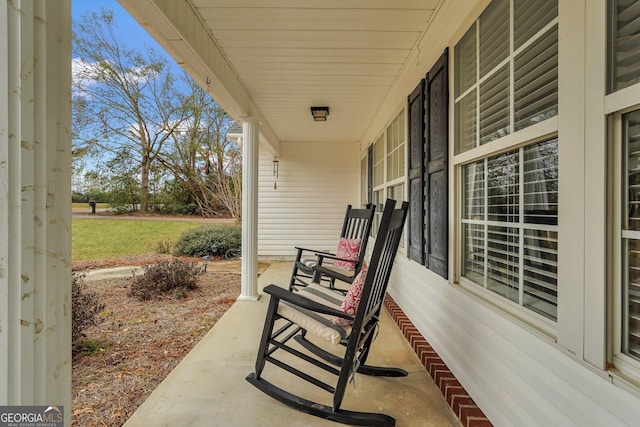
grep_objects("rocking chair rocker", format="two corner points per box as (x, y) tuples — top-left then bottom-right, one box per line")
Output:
(288, 203), (375, 292)
(246, 199), (409, 426)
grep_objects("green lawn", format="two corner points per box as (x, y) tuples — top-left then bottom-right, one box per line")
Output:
(72, 218), (210, 261)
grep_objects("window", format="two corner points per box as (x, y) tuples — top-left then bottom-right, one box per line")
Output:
(621, 110), (640, 362)
(455, 0), (558, 320)
(387, 110), (406, 182)
(369, 110), (406, 237)
(454, 0), (558, 154)
(360, 155), (368, 207)
(462, 138), (558, 320)
(386, 111), (406, 247)
(608, 0), (640, 376)
(372, 134), (385, 234)
(608, 0), (640, 93)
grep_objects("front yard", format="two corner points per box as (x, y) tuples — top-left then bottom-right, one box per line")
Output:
(71, 257), (241, 427)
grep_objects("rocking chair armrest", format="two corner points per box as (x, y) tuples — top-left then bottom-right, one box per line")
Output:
(294, 246), (335, 257)
(263, 284), (354, 320)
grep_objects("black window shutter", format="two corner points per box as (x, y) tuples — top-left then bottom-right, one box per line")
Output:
(424, 49), (449, 279)
(407, 79), (425, 263)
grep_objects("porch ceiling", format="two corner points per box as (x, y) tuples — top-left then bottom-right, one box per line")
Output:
(118, 0), (441, 150)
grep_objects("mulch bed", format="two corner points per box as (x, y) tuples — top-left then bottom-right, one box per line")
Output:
(71, 256), (240, 427)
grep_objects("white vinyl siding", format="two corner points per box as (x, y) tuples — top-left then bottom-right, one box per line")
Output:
(386, 256), (639, 427)
(257, 142), (359, 258)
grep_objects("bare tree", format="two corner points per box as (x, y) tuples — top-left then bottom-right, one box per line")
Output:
(72, 9), (189, 212)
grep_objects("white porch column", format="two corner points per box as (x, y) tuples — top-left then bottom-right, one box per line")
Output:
(0, 1), (72, 424)
(238, 117), (260, 300)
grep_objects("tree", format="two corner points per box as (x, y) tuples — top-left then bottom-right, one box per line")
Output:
(72, 9), (189, 212)
(159, 79), (243, 219)
(104, 149), (141, 213)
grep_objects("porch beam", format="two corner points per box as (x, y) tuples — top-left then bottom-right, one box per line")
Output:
(238, 117), (260, 301)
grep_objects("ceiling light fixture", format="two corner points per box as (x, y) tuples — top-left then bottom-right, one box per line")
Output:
(310, 106), (330, 122)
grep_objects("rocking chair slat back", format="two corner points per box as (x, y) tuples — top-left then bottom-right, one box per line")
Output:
(289, 203), (376, 291)
(339, 200), (408, 393)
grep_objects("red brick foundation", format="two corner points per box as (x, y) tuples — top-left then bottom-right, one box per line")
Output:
(384, 296), (493, 427)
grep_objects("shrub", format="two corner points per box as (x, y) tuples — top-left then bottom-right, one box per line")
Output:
(128, 258), (200, 301)
(72, 273), (105, 352)
(155, 239), (173, 255)
(152, 202), (198, 216)
(173, 224), (241, 259)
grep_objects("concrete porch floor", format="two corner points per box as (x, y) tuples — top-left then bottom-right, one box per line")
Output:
(123, 262), (461, 427)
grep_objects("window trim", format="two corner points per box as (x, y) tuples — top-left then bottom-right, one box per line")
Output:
(458, 275), (557, 337)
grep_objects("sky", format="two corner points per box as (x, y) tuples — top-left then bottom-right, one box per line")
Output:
(72, 0), (165, 55)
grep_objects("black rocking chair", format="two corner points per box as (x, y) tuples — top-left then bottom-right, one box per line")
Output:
(246, 199), (409, 426)
(288, 203), (375, 292)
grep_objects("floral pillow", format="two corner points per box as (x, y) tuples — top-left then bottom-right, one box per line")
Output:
(334, 238), (361, 270)
(334, 265), (367, 326)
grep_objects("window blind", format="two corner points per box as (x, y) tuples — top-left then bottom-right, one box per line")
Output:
(626, 113), (640, 231)
(455, 26), (476, 98)
(480, 65), (510, 145)
(462, 163), (485, 285)
(626, 239), (640, 359)
(455, 91), (477, 154)
(464, 162), (485, 220)
(373, 135), (384, 187)
(514, 26), (558, 131)
(463, 224), (485, 285)
(479, 0), (509, 78)
(623, 110), (640, 360)
(454, 23), (477, 155)
(523, 138), (558, 225)
(487, 150), (519, 223)
(387, 111), (405, 181)
(487, 226), (520, 303)
(609, 0), (640, 92)
(521, 139), (558, 319)
(514, 0), (558, 50)
(461, 138), (558, 321)
(454, 0), (558, 154)
(524, 229), (557, 319)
